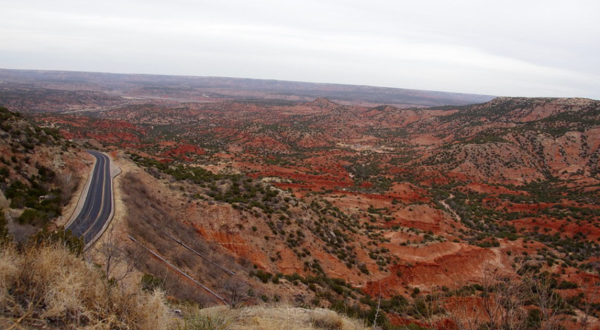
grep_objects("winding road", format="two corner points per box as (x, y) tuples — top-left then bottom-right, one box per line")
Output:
(67, 150), (115, 245)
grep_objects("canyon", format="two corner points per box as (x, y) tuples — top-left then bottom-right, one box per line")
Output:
(1, 69), (599, 329)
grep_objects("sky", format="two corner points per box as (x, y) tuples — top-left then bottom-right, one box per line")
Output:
(1, 0), (599, 99)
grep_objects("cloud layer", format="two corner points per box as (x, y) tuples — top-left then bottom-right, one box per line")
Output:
(1, 0), (599, 98)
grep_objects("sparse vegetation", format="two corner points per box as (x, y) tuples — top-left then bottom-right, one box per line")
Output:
(2, 80), (600, 329)
(0, 243), (172, 330)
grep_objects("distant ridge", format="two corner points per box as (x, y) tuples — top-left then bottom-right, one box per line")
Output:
(0, 68), (495, 108)
(304, 97), (340, 109)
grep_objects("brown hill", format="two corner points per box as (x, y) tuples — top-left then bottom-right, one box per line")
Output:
(0, 68), (495, 108)
(0, 107), (92, 241)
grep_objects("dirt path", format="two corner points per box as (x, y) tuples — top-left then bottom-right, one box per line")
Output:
(439, 194), (462, 222)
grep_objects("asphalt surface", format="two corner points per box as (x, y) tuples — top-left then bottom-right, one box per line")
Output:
(67, 150), (113, 244)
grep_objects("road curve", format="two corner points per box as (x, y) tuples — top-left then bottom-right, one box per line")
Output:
(67, 150), (114, 245)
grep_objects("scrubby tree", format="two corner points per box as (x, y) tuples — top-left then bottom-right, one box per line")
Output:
(222, 278), (250, 308)
(96, 228), (139, 286)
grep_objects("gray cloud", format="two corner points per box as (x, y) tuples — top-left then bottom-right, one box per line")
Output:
(1, 0), (598, 98)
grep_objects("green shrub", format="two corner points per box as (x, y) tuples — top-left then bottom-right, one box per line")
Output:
(18, 208), (47, 226)
(141, 273), (165, 292)
(557, 281), (578, 290)
(0, 208), (9, 243)
(29, 228), (85, 256)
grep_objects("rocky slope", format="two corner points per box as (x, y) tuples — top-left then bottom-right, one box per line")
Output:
(3, 78), (600, 328)
(0, 107), (91, 242)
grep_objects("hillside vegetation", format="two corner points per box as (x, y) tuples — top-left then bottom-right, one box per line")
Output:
(2, 73), (600, 329)
(0, 106), (372, 330)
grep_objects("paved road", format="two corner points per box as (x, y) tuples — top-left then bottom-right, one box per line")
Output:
(67, 150), (113, 244)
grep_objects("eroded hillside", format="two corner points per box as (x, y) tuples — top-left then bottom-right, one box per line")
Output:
(0, 107), (91, 242)
(3, 78), (600, 328)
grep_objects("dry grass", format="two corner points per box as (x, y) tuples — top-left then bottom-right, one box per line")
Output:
(0, 243), (173, 330)
(0, 242), (369, 330)
(189, 305), (369, 330)
(119, 171), (248, 304)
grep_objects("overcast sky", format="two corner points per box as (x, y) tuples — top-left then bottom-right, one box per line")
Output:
(1, 0), (599, 99)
